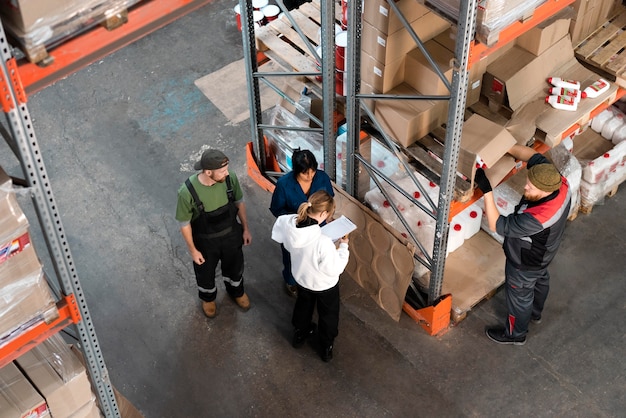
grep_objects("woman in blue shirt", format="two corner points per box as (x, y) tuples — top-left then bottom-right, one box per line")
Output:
(270, 149), (334, 296)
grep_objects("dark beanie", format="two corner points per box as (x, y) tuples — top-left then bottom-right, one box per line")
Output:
(528, 163), (562, 193)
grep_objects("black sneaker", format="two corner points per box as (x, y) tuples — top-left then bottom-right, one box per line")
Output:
(320, 345), (333, 362)
(285, 284), (298, 298)
(531, 315), (542, 324)
(292, 323), (316, 348)
(485, 327), (526, 345)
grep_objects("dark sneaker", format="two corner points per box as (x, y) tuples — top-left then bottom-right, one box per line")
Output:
(285, 284), (298, 298)
(531, 315), (542, 324)
(320, 345), (333, 362)
(292, 323), (316, 348)
(485, 327), (526, 345)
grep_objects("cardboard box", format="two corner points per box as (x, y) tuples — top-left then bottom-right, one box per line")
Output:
(374, 83), (446, 147)
(404, 40), (454, 96)
(516, 10), (572, 55)
(0, 245), (55, 344)
(0, 0), (94, 33)
(457, 114), (517, 188)
(482, 35), (575, 111)
(361, 53), (405, 93)
(16, 335), (94, 418)
(362, 0), (430, 35)
(0, 362), (49, 418)
(361, 12), (451, 66)
(70, 399), (101, 418)
(432, 29), (492, 107)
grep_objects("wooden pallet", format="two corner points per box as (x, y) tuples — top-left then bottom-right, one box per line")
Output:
(255, 0), (341, 86)
(580, 182), (621, 214)
(575, 8), (626, 82)
(8, 0), (140, 65)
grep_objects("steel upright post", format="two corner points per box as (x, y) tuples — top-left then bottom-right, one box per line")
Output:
(428, 0), (478, 303)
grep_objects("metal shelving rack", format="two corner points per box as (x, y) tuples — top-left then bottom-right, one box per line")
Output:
(0, 21), (121, 418)
(243, 0), (583, 313)
(242, 0), (478, 307)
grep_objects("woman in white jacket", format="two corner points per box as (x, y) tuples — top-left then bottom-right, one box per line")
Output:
(271, 190), (350, 362)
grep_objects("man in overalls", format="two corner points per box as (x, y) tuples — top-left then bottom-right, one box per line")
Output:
(176, 149), (252, 318)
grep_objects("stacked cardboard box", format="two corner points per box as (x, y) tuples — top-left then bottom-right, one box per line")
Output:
(0, 362), (49, 418)
(0, 167), (56, 347)
(361, 0), (449, 93)
(14, 334), (100, 418)
(0, 0), (142, 62)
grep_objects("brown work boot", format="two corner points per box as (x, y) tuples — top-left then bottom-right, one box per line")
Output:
(234, 293), (250, 311)
(202, 301), (217, 318)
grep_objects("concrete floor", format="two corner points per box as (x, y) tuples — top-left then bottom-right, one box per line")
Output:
(1, 1), (625, 417)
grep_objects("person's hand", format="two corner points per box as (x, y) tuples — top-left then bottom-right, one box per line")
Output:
(191, 249), (205, 265)
(474, 168), (492, 194)
(242, 229), (252, 246)
(337, 235), (349, 248)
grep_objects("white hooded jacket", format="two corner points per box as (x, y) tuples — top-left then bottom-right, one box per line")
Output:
(271, 214), (350, 291)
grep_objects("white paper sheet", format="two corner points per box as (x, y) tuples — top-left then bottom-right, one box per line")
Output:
(321, 215), (357, 242)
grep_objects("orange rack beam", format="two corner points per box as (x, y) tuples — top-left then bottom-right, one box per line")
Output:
(0, 294), (81, 368)
(18, 0), (213, 95)
(469, 0), (576, 66)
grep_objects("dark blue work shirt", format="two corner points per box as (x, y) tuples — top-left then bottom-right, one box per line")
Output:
(269, 169), (334, 217)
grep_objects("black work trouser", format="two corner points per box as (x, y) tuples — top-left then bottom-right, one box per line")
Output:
(292, 283), (340, 349)
(193, 226), (245, 302)
(504, 261), (550, 338)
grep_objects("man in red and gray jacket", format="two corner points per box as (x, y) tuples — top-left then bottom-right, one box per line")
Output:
(475, 144), (571, 345)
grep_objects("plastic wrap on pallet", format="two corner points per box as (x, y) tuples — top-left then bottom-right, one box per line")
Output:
(0, 245), (56, 347)
(0, 168), (29, 246)
(0, 362), (50, 418)
(0, 0), (144, 56)
(267, 104), (324, 172)
(0, 167), (56, 348)
(16, 333), (97, 418)
(427, 0), (546, 44)
(547, 141), (582, 219)
(580, 141), (626, 208)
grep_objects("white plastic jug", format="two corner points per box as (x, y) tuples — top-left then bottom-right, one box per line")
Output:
(601, 113), (625, 140)
(446, 222), (465, 255)
(591, 109), (614, 133)
(582, 155), (609, 183)
(456, 204), (483, 240)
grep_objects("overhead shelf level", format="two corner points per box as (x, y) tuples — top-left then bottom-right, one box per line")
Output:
(0, 295), (81, 369)
(13, 0), (212, 95)
(467, 0), (576, 66)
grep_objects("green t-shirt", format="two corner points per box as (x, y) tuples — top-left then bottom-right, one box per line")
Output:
(175, 172), (244, 223)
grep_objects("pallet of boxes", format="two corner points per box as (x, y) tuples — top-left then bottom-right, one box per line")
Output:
(0, 167), (103, 417)
(0, 0), (143, 64)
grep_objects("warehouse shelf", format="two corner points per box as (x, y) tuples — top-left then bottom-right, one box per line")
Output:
(0, 295), (81, 369)
(242, 0), (596, 331)
(16, 0), (212, 95)
(468, 0), (576, 66)
(0, 18), (122, 417)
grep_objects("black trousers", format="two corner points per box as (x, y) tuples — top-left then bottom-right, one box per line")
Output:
(193, 227), (245, 302)
(504, 261), (550, 338)
(292, 283), (340, 349)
